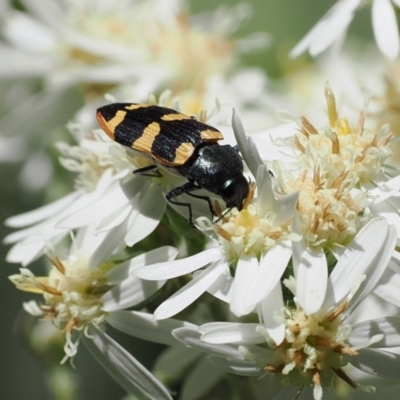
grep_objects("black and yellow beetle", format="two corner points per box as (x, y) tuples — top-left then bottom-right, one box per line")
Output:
(96, 103), (249, 226)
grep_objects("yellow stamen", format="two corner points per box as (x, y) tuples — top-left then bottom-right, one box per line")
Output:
(325, 82), (338, 128)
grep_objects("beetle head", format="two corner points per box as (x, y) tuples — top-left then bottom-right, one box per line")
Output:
(220, 174), (249, 211)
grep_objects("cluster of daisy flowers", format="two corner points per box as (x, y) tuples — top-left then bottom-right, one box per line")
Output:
(5, 2), (400, 399)
(5, 77), (400, 399)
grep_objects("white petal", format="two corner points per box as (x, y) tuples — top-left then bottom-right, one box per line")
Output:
(82, 327), (172, 400)
(107, 246), (179, 284)
(135, 248), (222, 280)
(372, 0), (400, 59)
(201, 323), (263, 344)
(350, 316), (400, 348)
(92, 205), (131, 234)
(290, 0), (361, 58)
(154, 261), (226, 319)
(4, 190), (82, 228)
(207, 356), (263, 376)
(205, 267), (233, 303)
(87, 222), (128, 269)
(6, 232), (66, 266)
(271, 191), (299, 227)
(349, 348), (400, 381)
(294, 244), (327, 315)
(256, 164), (276, 216)
(232, 110), (263, 178)
(172, 327), (246, 360)
(106, 310), (195, 346)
(374, 262), (400, 307)
(369, 200), (400, 246)
(324, 218), (389, 308)
(124, 184), (166, 246)
(180, 357), (226, 399)
(3, 11), (56, 53)
(347, 225), (396, 315)
(243, 241), (292, 311)
(230, 255), (258, 317)
(367, 175), (400, 204)
(56, 180), (135, 229)
(259, 282), (285, 346)
(101, 276), (166, 312)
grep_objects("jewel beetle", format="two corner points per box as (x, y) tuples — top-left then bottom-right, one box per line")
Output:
(96, 103), (249, 226)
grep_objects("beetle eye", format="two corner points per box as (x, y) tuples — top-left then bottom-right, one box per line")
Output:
(220, 175), (249, 210)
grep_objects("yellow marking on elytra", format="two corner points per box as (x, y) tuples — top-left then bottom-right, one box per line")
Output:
(161, 113), (192, 121)
(173, 142), (195, 164)
(125, 103), (148, 110)
(133, 122), (161, 153)
(200, 128), (224, 140)
(99, 110), (127, 140)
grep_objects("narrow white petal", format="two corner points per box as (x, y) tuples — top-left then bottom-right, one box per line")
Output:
(154, 261), (226, 319)
(201, 323), (263, 344)
(369, 200), (400, 246)
(181, 357), (226, 399)
(4, 190), (82, 228)
(172, 327), (246, 360)
(124, 184), (166, 246)
(324, 218), (389, 308)
(294, 245), (327, 315)
(367, 175), (400, 204)
(135, 248), (222, 280)
(256, 164), (276, 216)
(56, 182), (132, 229)
(3, 11), (56, 53)
(205, 267), (233, 303)
(208, 356), (263, 376)
(230, 255), (258, 317)
(372, 0), (400, 59)
(259, 283), (285, 346)
(271, 191), (299, 227)
(101, 276), (165, 312)
(83, 327), (172, 400)
(107, 246), (179, 284)
(374, 262), (400, 307)
(243, 241), (292, 311)
(93, 205), (131, 234)
(349, 348), (400, 381)
(350, 316), (400, 348)
(87, 223), (128, 269)
(347, 225), (396, 315)
(6, 232), (66, 266)
(290, 0), (361, 58)
(106, 310), (195, 346)
(232, 110), (263, 178)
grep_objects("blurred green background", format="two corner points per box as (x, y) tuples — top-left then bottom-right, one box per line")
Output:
(0, 0), (374, 399)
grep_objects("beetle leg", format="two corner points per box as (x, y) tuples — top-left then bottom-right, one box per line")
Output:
(185, 191), (215, 219)
(166, 182), (197, 227)
(133, 165), (162, 177)
(166, 182), (212, 228)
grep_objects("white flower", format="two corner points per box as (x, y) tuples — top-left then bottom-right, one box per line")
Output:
(134, 111), (300, 319)
(4, 120), (166, 265)
(290, 0), (400, 59)
(252, 84), (400, 314)
(9, 225), (193, 399)
(173, 218), (400, 400)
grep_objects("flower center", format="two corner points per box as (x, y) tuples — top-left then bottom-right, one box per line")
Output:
(294, 84), (393, 186)
(261, 302), (357, 399)
(57, 124), (132, 192)
(10, 252), (112, 360)
(283, 168), (368, 247)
